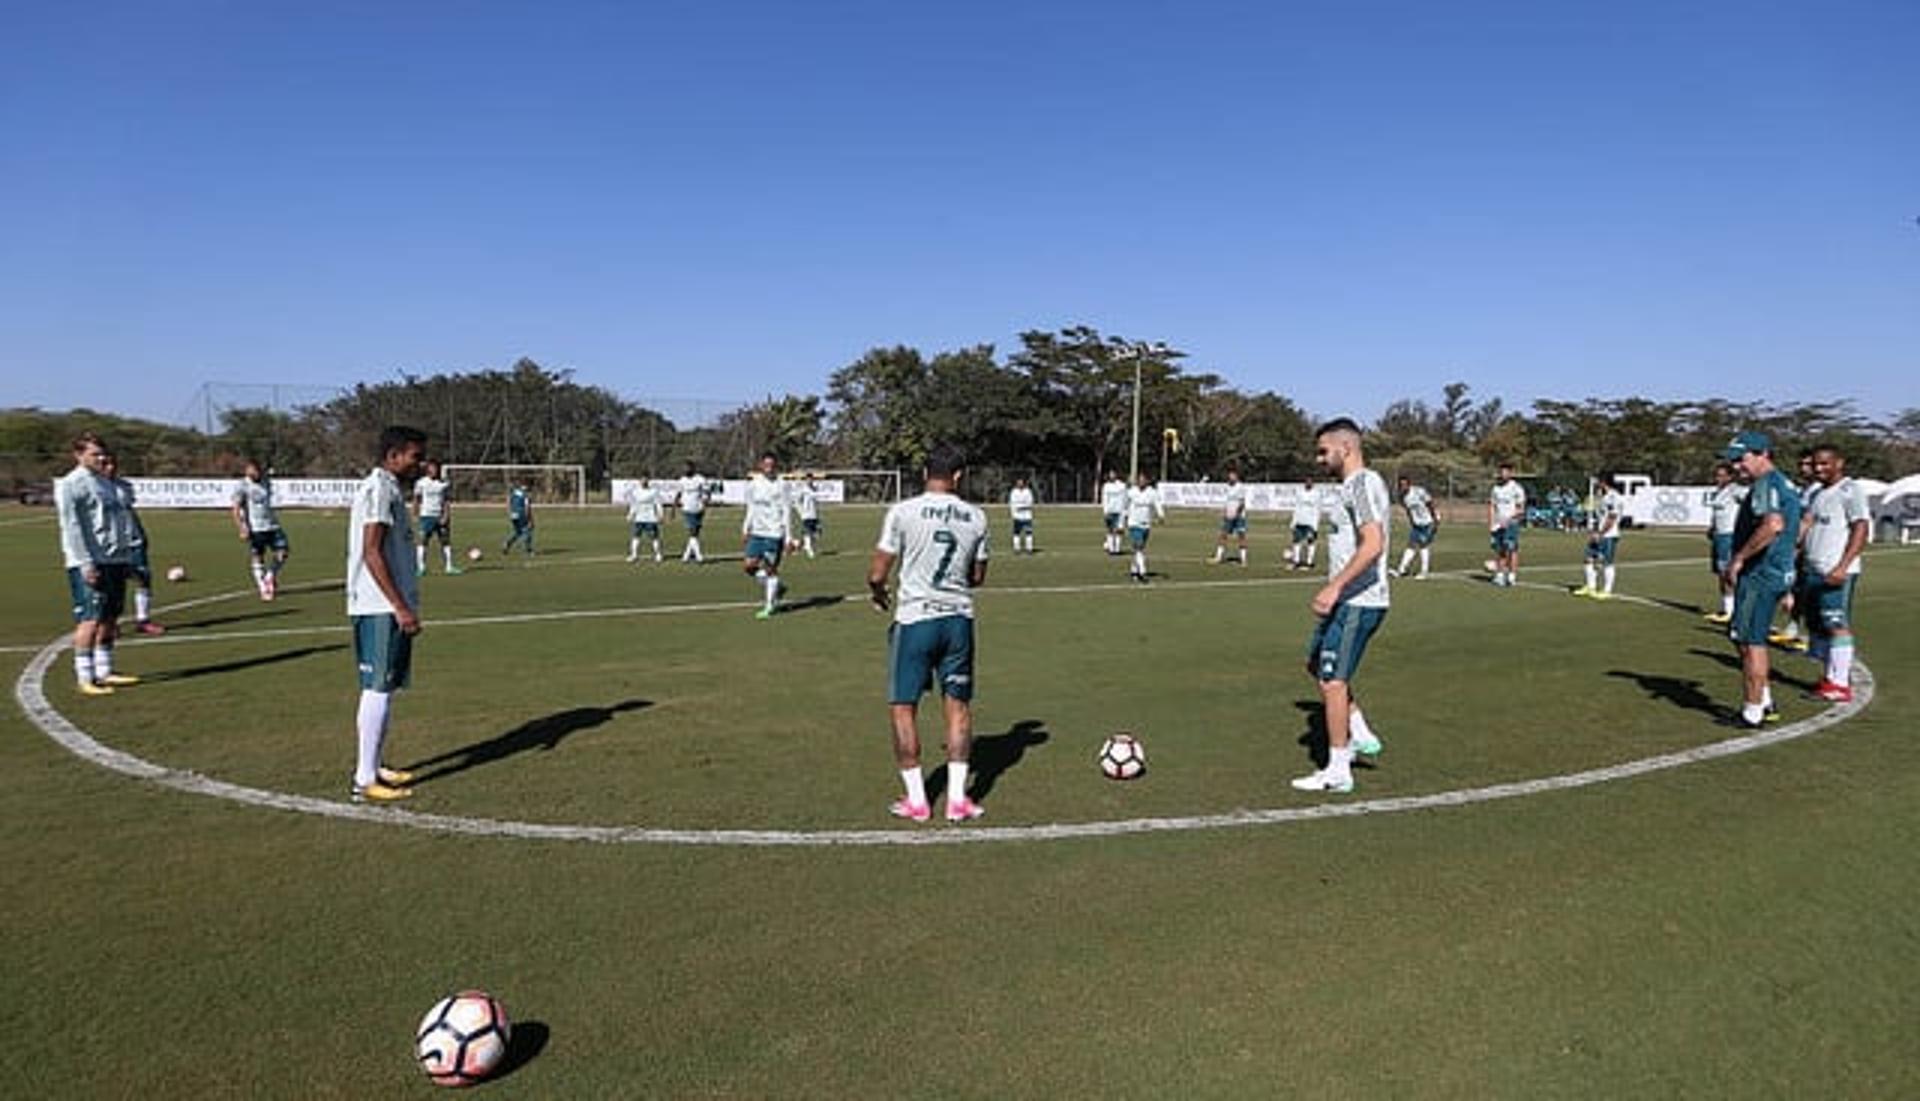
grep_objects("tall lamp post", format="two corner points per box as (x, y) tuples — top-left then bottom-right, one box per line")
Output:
(1117, 340), (1170, 483)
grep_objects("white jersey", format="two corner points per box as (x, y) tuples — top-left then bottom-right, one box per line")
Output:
(794, 484), (820, 522)
(741, 474), (791, 539)
(1100, 479), (1128, 515)
(1402, 485), (1434, 527)
(1291, 490), (1320, 529)
(346, 467), (419, 618)
(1124, 485), (1163, 528)
(56, 465), (135, 568)
(112, 476), (148, 549)
(414, 476), (449, 517)
(1222, 482), (1247, 519)
(877, 491), (989, 625)
(626, 484), (663, 523)
(1327, 468), (1392, 609)
(1490, 479), (1526, 528)
(1593, 489), (1625, 537)
(1803, 478), (1869, 576)
(1708, 483), (1746, 536)
(1007, 487), (1035, 521)
(233, 477), (280, 532)
(678, 474), (710, 514)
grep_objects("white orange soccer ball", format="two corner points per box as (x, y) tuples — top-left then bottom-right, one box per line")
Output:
(416, 990), (511, 1087)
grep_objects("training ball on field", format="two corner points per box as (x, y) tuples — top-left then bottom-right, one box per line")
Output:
(1484, 558), (1498, 573)
(467, 547), (483, 562)
(165, 565), (188, 583)
(1098, 733), (1147, 781)
(416, 990), (511, 1087)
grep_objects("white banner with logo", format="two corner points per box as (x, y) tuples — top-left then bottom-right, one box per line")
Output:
(1157, 481), (1321, 513)
(126, 477), (361, 509)
(610, 478), (846, 507)
(1620, 485), (1717, 528)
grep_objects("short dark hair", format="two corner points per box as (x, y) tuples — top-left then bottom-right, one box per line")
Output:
(71, 431), (107, 454)
(1314, 416), (1363, 439)
(759, 451), (778, 464)
(925, 446), (967, 479)
(1811, 441), (1844, 459)
(377, 425), (428, 460)
(1714, 461), (1734, 476)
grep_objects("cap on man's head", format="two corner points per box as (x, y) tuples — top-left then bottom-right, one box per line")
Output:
(1723, 430), (1772, 461)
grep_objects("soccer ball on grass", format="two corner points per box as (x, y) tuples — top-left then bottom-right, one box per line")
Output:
(164, 565), (188, 583)
(416, 990), (511, 1087)
(466, 547), (483, 562)
(1098, 733), (1147, 781)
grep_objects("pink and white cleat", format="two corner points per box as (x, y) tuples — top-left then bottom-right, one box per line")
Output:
(945, 797), (986, 823)
(135, 621), (167, 636)
(889, 799), (931, 823)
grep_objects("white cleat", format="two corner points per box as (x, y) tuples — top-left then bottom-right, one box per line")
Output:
(1290, 769), (1354, 794)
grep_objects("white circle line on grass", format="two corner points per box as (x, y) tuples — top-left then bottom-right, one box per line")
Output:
(12, 582), (1876, 846)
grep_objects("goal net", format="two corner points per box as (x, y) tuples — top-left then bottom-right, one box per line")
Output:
(442, 464), (587, 507)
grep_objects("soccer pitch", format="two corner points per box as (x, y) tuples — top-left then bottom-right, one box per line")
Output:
(3, 504), (1916, 1097)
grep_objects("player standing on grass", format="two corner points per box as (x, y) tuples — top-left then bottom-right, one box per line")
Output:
(231, 460), (288, 601)
(1124, 471), (1165, 583)
(1100, 471), (1128, 555)
(1722, 431), (1801, 729)
(101, 452), (164, 635)
(346, 426), (429, 803)
(1286, 477), (1320, 570)
(1292, 418), (1390, 794)
(1703, 461), (1745, 623)
(1211, 465), (1249, 566)
(413, 461), (460, 576)
(1007, 477), (1036, 554)
(1488, 462), (1526, 587)
(869, 446), (990, 824)
(742, 452), (792, 618)
(1391, 474), (1436, 579)
(678, 462), (710, 564)
(56, 432), (140, 696)
(1576, 475), (1626, 599)
(1770, 450), (1820, 651)
(626, 476), (664, 563)
(502, 481), (535, 556)
(1800, 444), (1870, 702)
(793, 475), (822, 559)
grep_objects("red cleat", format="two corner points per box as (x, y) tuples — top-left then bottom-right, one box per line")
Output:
(135, 621), (167, 636)
(1813, 680), (1853, 703)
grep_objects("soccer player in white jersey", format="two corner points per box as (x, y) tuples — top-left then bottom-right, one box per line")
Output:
(101, 451), (165, 635)
(1703, 461), (1746, 623)
(1286, 477), (1321, 570)
(626, 476), (665, 563)
(1100, 471), (1128, 555)
(1770, 450), (1820, 650)
(1124, 472), (1165, 583)
(345, 426), (429, 803)
(1391, 474), (1437, 579)
(413, 461), (460, 575)
(1487, 462), (1526, 587)
(793, 476), (823, 559)
(56, 432), (141, 695)
(678, 461), (710, 563)
(1576, 475), (1626, 599)
(1211, 465), (1250, 566)
(1007, 477), (1037, 554)
(231, 459), (289, 600)
(1800, 444), (1870, 702)
(1292, 418), (1391, 794)
(869, 446), (991, 823)
(741, 452), (793, 618)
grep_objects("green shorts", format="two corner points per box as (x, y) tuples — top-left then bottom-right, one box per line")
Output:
(1585, 536), (1619, 565)
(67, 565), (130, 623)
(1307, 603), (1388, 683)
(887, 616), (975, 703)
(353, 614), (414, 693)
(1730, 571), (1791, 647)
(1799, 575), (1857, 635)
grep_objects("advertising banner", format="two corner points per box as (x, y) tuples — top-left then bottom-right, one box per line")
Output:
(126, 477), (361, 509)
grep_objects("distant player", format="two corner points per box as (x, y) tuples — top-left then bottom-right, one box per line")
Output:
(413, 461), (460, 575)
(793, 476), (823, 559)
(1703, 461), (1746, 623)
(1488, 462), (1526, 587)
(742, 452), (792, 618)
(1576, 475), (1625, 599)
(626, 476), (664, 563)
(869, 446), (991, 824)
(1391, 474), (1436, 579)
(1124, 471), (1165, 583)
(502, 481), (535, 555)
(1799, 443), (1870, 702)
(1007, 477), (1037, 554)
(1100, 471), (1128, 555)
(1211, 465), (1249, 566)
(101, 451), (165, 635)
(231, 460), (288, 600)
(345, 426), (429, 803)
(56, 432), (140, 695)
(1292, 418), (1391, 794)
(1286, 477), (1320, 570)
(678, 461), (710, 563)
(1722, 431), (1801, 729)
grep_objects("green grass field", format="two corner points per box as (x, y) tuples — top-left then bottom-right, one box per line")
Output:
(3, 503), (1916, 1097)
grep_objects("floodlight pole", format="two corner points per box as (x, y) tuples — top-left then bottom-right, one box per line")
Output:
(1120, 341), (1168, 483)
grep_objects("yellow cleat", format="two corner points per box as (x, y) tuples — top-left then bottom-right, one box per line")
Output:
(99, 673), (141, 687)
(1703, 612), (1731, 624)
(350, 781), (412, 804)
(1592, 591), (1614, 601)
(77, 680), (115, 697)
(376, 765), (414, 786)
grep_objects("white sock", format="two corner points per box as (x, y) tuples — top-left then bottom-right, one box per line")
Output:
(416, 547), (426, 572)
(1722, 593), (1735, 615)
(251, 560), (266, 588)
(1132, 550), (1146, 576)
(1419, 548), (1430, 574)
(690, 537), (703, 562)
(1213, 546), (1224, 562)
(900, 767), (926, 807)
(1830, 640), (1854, 685)
(355, 690), (391, 789)
(1238, 547), (1247, 565)
(763, 574), (779, 608)
(1584, 563), (1597, 590)
(1328, 744), (1355, 781)
(1761, 686), (1774, 711)
(1603, 566), (1616, 594)
(75, 651), (95, 685)
(1398, 549), (1414, 573)
(442, 546), (454, 571)
(135, 588), (151, 623)
(652, 539), (662, 560)
(804, 536), (815, 558)
(93, 646), (113, 678)
(947, 761), (970, 806)
(1350, 707), (1375, 741)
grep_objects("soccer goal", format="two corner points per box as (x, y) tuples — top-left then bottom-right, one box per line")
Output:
(802, 468), (902, 504)
(442, 464), (587, 507)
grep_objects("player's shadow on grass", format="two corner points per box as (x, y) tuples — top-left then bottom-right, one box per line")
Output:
(779, 594), (845, 615)
(1686, 647), (1818, 692)
(930, 719), (1049, 803)
(1605, 670), (1723, 718)
(490, 1020), (549, 1082)
(147, 644), (346, 682)
(1291, 700), (1379, 770)
(402, 699), (652, 785)
(166, 607), (300, 630)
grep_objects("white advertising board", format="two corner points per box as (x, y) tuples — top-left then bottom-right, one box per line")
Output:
(1156, 482), (1322, 512)
(610, 479), (846, 507)
(126, 477), (361, 509)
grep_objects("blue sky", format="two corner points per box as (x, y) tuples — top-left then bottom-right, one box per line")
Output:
(4, 0), (1916, 427)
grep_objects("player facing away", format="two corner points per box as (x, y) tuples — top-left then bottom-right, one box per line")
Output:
(793, 476), (823, 558)
(1007, 477), (1037, 554)
(413, 461), (461, 575)
(869, 446), (991, 823)
(1124, 472), (1166, 583)
(231, 460), (288, 600)
(101, 451), (165, 635)
(1100, 471), (1129, 555)
(1211, 465), (1250, 566)
(1703, 461), (1747, 623)
(1286, 478), (1320, 570)
(1722, 431), (1801, 729)
(56, 433), (141, 696)
(1292, 418), (1391, 794)
(626, 477), (664, 563)
(678, 462), (710, 563)
(502, 482), (535, 556)
(741, 452), (793, 618)
(1770, 450), (1820, 651)
(1800, 444), (1870, 702)
(1487, 462), (1527, 587)
(1576, 475), (1626, 599)
(346, 426), (429, 803)
(1391, 475), (1437, 579)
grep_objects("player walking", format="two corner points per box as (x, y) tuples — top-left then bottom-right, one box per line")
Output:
(869, 446), (991, 824)
(742, 452), (792, 618)
(1007, 477), (1037, 554)
(678, 462), (710, 564)
(231, 460), (288, 600)
(1211, 465), (1249, 566)
(1703, 462), (1746, 623)
(346, 426), (429, 803)
(1292, 418), (1391, 794)
(101, 451), (165, 635)
(56, 432), (140, 695)
(1391, 475), (1436, 579)
(626, 477), (664, 563)
(1800, 444), (1870, 702)
(793, 476), (823, 559)
(1286, 478), (1320, 570)
(413, 461), (461, 575)
(1100, 471), (1128, 555)
(1488, 462), (1526, 587)
(1576, 475), (1625, 599)
(502, 482), (535, 556)
(1722, 432), (1801, 729)
(1124, 472), (1165, 583)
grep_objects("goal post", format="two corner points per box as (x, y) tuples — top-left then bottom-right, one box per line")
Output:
(441, 464), (587, 507)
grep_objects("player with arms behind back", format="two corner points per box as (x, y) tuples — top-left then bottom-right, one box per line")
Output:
(1703, 461), (1746, 623)
(1799, 443), (1870, 702)
(1211, 464), (1249, 566)
(56, 432), (141, 695)
(1007, 477), (1036, 554)
(345, 426), (429, 803)
(869, 446), (991, 824)
(1487, 462), (1526, 587)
